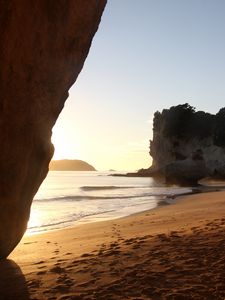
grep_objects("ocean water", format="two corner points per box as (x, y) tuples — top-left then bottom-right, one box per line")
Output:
(27, 171), (192, 235)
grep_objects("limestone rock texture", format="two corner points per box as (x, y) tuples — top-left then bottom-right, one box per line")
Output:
(0, 0), (106, 258)
(148, 104), (225, 185)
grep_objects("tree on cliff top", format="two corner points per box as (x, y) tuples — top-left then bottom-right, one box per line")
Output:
(161, 103), (195, 139)
(214, 108), (225, 146)
(152, 103), (219, 141)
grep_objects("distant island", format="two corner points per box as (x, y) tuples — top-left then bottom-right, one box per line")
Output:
(49, 159), (96, 171)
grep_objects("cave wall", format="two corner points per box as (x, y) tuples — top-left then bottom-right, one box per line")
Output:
(0, 0), (106, 258)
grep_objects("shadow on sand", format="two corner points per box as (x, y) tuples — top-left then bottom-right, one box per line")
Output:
(0, 259), (30, 300)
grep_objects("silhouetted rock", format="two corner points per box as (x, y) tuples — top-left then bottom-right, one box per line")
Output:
(165, 159), (207, 186)
(146, 104), (225, 185)
(0, 0), (106, 258)
(49, 160), (96, 171)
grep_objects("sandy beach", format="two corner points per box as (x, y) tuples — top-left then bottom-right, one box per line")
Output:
(3, 190), (225, 299)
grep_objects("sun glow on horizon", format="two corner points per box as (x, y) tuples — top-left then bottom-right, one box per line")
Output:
(51, 125), (83, 161)
(52, 120), (152, 171)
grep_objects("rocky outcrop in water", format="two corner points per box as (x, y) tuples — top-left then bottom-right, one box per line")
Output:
(145, 104), (225, 185)
(0, 0), (106, 258)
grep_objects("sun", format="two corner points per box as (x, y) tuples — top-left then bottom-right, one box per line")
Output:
(51, 126), (82, 160)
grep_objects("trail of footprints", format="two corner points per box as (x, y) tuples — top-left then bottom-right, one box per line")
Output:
(26, 218), (225, 299)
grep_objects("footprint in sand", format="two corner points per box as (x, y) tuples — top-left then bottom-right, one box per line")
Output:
(37, 265), (46, 269)
(57, 275), (74, 286)
(50, 265), (65, 274)
(80, 252), (93, 258)
(37, 270), (47, 275)
(27, 279), (41, 288)
(107, 249), (120, 256)
(52, 284), (70, 293)
(33, 260), (45, 265)
(78, 279), (96, 288)
(90, 270), (103, 277)
(110, 241), (119, 247)
(132, 244), (140, 250)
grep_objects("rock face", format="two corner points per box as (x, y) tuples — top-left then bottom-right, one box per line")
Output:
(148, 104), (225, 185)
(49, 160), (96, 171)
(0, 0), (106, 258)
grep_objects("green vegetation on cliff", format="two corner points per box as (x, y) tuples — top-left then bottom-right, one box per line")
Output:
(152, 103), (225, 145)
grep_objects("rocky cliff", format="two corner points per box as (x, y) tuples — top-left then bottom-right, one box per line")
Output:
(148, 104), (225, 185)
(0, 0), (106, 258)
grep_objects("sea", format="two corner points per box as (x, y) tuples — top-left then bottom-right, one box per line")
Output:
(27, 171), (193, 235)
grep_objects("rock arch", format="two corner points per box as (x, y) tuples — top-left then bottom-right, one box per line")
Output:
(0, 0), (106, 258)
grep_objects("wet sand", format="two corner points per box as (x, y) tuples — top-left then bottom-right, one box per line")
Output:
(5, 190), (225, 299)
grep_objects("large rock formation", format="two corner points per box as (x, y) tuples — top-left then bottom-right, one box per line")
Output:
(0, 0), (106, 258)
(146, 104), (225, 185)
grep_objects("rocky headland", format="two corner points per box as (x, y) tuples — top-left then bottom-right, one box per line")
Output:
(138, 104), (225, 185)
(49, 159), (96, 171)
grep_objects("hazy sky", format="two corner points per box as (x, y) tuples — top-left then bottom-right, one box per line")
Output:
(52, 0), (225, 171)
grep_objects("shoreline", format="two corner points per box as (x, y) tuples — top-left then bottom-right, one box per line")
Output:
(7, 190), (225, 299)
(27, 182), (225, 236)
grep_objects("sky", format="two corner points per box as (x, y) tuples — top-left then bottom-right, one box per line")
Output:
(52, 0), (225, 171)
